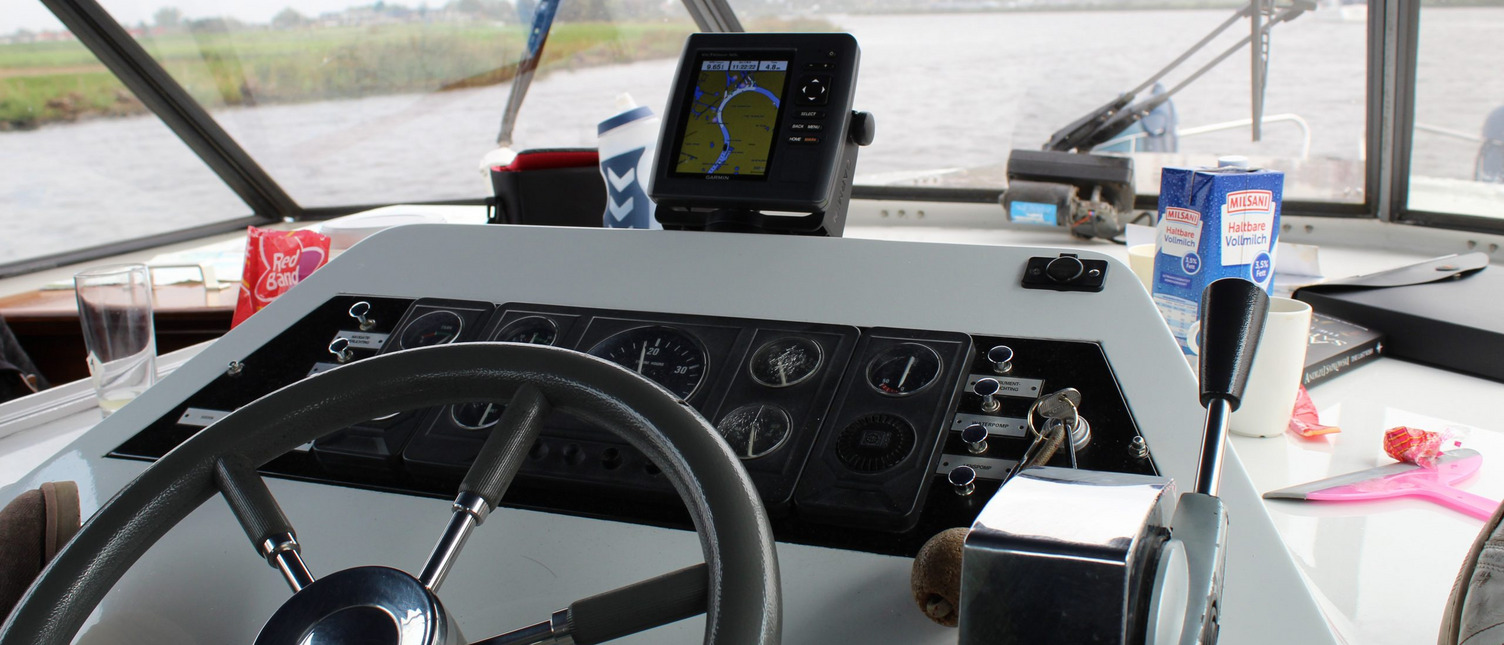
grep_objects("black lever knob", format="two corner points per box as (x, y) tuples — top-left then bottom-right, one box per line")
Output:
(1197, 278), (1269, 411)
(849, 110), (876, 146)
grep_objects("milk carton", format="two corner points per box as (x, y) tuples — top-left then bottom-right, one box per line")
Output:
(1152, 158), (1284, 353)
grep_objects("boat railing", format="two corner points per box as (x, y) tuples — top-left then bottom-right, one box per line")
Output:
(1415, 122), (1484, 144)
(1101, 113), (1313, 159)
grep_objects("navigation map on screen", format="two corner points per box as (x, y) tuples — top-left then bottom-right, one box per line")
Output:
(674, 56), (790, 177)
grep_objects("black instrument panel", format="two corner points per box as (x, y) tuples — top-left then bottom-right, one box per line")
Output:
(110, 295), (1156, 557)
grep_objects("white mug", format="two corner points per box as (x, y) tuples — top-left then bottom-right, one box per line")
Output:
(1187, 297), (1313, 438)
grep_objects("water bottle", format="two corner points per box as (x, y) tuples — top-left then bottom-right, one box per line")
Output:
(598, 94), (661, 229)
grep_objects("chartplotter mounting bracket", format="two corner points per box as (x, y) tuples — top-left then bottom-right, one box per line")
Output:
(650, 32), (873, 237)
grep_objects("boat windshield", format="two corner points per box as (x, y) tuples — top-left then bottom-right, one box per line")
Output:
(2, 0), (1502, 272)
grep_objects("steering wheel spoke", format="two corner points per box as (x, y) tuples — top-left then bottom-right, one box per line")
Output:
(475, 563), (710, 645)
(213, 456), (315, 592)
(419, 384), (552, 591)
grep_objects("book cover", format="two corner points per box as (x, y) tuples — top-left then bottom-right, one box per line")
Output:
(1303, 312), (1383, 388)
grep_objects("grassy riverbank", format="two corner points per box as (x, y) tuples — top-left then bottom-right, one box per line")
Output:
(0, 21), (700, 130)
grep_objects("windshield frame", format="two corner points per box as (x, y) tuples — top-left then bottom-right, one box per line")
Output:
(3, 0), (1492, 279)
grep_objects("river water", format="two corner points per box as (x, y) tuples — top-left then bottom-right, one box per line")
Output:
(2, 7), (1500, 262)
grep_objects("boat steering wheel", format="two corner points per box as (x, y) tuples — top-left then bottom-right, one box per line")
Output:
(0, 343), (781, 645)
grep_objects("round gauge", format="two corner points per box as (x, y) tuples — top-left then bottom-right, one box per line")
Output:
(399, 310), (464, 350)
(716, 404), (793, 460)
(588, 327), (707, 399)
(496, 316), (558, 346)
(836, 413), (916, 473)
(866, 343), (943, 396)
(749, 337), (823, 388)
(450, 401), (505, 431)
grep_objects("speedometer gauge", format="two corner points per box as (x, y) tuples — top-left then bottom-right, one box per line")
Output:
(588, 326), (707, 399)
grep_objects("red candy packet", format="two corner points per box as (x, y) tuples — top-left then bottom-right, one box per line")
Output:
(1384, 426), (1460, 468)
(231, 227), (331, 328)
(1288, 385), (1339, 438)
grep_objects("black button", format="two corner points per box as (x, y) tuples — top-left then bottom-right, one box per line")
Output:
(1045, 256), (1086, 283)
(790, 122), (807, 131)
(804, 123), (823, 132)
(803, 62), (835, 71)
(785, 135), (805, 144)
(797, 110), (826, 119)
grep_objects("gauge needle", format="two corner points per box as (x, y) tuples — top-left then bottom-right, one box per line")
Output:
(778, 362), (788, 386)
(637, 343), (648, 373)
(898, 357), (915, 389)
(748, 406), (763, 458)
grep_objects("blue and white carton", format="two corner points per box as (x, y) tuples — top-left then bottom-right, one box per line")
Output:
(1152, 159), (1284, 353)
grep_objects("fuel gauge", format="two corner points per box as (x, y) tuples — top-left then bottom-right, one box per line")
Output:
(749, 337), (823, 388)
(716, 404), (793, 460)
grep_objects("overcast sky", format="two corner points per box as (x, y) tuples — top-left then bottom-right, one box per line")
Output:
(6, 0), (398, 32)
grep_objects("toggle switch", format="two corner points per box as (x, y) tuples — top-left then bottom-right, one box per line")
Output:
(349, 301), (376, 331)
(973, 378), (1001, 413)
(987, 345), (1014, 375)
(962, 423), (989, 455)
(948, 465), (977, 497)
(328, 337), (354, 363)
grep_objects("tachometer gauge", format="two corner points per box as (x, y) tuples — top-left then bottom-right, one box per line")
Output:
(398, 310), (464, 350)
(716, 404), (793, 459)
(588, 326), (707, 399)
(749, 337), (823, 388)
(867, 343), (942, 397)
(497, 316), (558, 346)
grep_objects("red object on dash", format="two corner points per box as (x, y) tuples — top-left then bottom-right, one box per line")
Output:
(1384, 425), (1456, 468)
(231, 227), (331, 328)
(1288, 385), (1339, 438)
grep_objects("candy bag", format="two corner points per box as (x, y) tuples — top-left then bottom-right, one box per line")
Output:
(231, 227), (331, 328)
(1383, 426), (1459, 468)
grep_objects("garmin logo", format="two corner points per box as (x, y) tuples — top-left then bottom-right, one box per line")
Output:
(703, 175), (730, 181)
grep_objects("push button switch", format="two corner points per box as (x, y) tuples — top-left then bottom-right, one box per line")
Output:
(799, 75), (831, 105)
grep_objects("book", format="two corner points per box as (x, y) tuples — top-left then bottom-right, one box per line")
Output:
(1303, 312), (1384, 388)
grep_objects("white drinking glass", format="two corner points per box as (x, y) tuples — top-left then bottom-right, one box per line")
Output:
(74, 264), (157, 415)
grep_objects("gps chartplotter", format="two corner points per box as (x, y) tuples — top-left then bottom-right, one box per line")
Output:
(650, 32), (873, 237)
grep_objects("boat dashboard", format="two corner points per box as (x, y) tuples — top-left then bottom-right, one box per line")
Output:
(0, 222), (1330, 643)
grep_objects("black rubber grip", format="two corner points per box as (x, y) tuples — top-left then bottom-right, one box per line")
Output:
(1198, 278), (1270, 410)
(569, 563), (709, 645)
(214, 456), (296, 552)
(459, 384), (552, 509)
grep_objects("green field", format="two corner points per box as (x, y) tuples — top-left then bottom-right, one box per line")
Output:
(0, 22), (699, 129)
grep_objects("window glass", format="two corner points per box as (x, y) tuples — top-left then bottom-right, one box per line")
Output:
(97, 0), (700, 207)
(0, 2), (249, 266)
(1408, 3), (1504, 219)
(728, 1), (1368, 203)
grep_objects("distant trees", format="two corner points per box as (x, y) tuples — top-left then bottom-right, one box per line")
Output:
(271, 8), (309, 29)
(152, 7), (181, 31)
(447, 0), (516, 20)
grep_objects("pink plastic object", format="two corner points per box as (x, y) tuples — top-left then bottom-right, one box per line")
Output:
(1307, 452), (1498, 520)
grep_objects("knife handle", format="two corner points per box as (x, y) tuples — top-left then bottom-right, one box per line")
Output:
(1309, 482), (1500, 520)
(1416, 484), (1500, 521)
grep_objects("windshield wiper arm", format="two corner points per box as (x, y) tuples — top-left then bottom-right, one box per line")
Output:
(1044, 0), (1315, 153)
